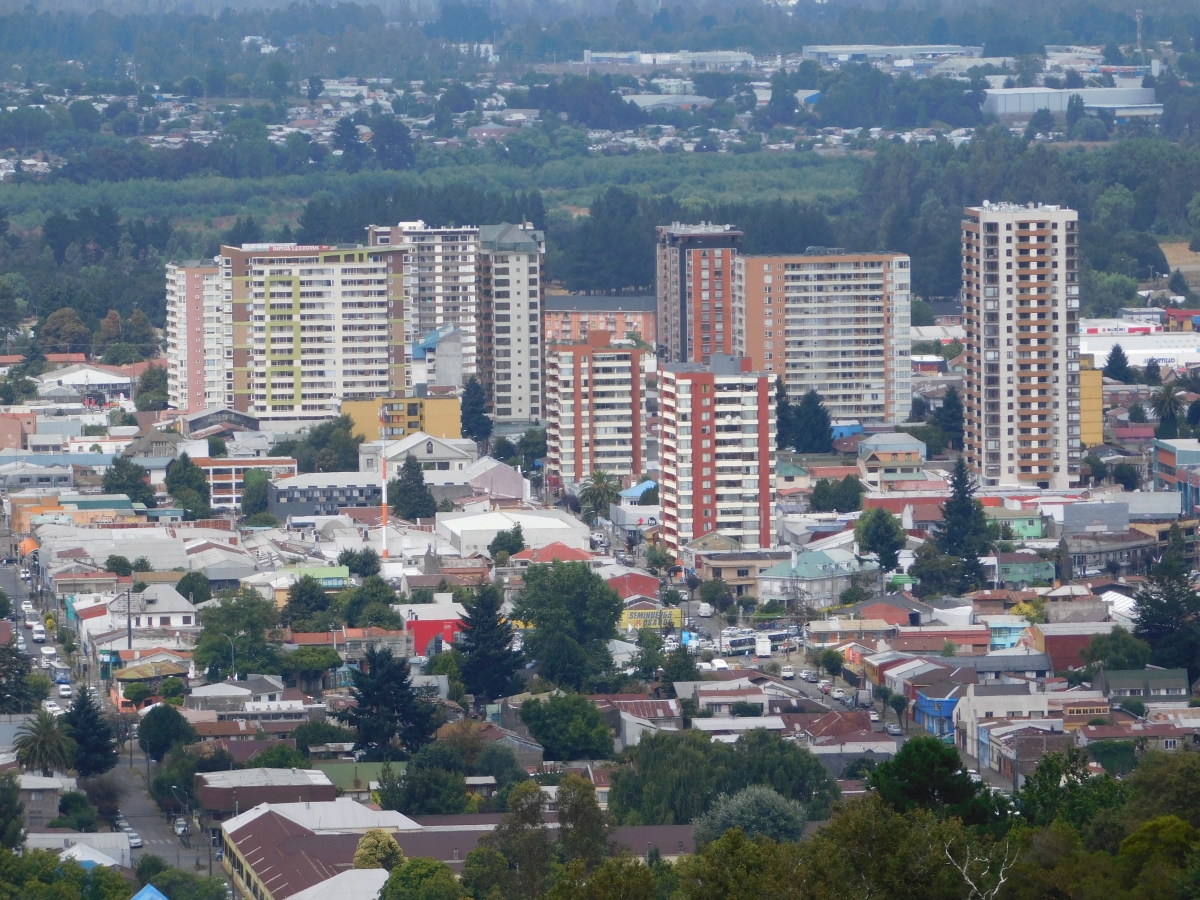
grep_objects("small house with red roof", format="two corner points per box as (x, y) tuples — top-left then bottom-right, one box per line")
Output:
(510, 542), (595, 567)
(608, 571), (659, 599)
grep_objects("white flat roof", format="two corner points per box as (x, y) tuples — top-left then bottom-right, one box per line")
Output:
(200, 768), (332, 789)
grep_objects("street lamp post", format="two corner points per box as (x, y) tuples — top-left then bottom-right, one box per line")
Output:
(221, 634), (236, 679)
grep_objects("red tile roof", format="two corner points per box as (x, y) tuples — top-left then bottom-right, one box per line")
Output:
(512, 542), (594, 563)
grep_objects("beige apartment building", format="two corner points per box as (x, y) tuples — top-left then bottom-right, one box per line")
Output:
(656, 223), (743, 363)
(222, 243), (406, 420)
(732, 249), (912, 424)
(545, 331), (649, 489)
(478, 223), (545, 422)
(366, 222), (480, 391)
(961, 202), (1081, 489)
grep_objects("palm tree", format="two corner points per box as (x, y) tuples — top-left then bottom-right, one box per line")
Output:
(1150, 383), (1186, 423)
(578, 469), (621, 522)
(15, 709), (76, 777)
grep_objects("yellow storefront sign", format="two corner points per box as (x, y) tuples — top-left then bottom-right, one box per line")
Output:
(621, 608), (682, 629)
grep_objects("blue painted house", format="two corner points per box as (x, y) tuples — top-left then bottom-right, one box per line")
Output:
(914, 680), (968, 738)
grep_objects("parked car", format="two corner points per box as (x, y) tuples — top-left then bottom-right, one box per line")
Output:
(127, 833), (143, 848)
(869, 711), (880, 722)
(885, 723), (902, 736)
(831, 688), (845, 700)
(173, 817), (189, 836)
(967, 769), (982, 783)
(780, 665), (796, 680)
(42, 700), (61, 715)
(57, 683), (72, 698)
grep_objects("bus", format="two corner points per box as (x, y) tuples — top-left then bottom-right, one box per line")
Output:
(721, 634), (756, 655)
(48, 661), (70, 685)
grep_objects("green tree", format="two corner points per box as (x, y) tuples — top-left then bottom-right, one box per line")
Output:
(39, 308), (92, 355)
(101, 457), (157, 507)
(132, 556), (153, 572)
(0, 643), (40, 712)
(241, 469), (269, 517)
(1150, 384), (1186, 436)
(383, 858), (460, 900)
(854, 507), (907, 572)
(280, 646), (343, 690)
(579, 469), (621, 521)
(933, 387), (964, 450)
(791, 390), (833, 453)
(397, 744), (468, 815)
(557, 773), (610, 869)
(149, 868), (229, 900)
(62, 690), (117, 777)
(136, 854), (169, 886)
(520, 693), (611, 761)
(138, 705), (197, 762)
(281, 575), (329, 626)
(122, 683), (152, 707)
(0, 775), (21, 850)
(936, 457), (990, 593)
(514, 561), (623, 690)
(165, 452), (212, 519)
(1113, 462), (1139, 491)
(461, 377), (493, 443)
(818, 648), (844, 679)
(661, 645), (701, 687)
(174, 571), (211, 605)
(134, 363), (169, 411)
(1103, 344), (1134, 383)
(193, 588), (280, 681)
(390, 454), (437, 521)
(353, 828), (405, 870)
(336, 647), (436, 758)
(15, 710), (76, 776)
(292, 720), (357, 755)
(475, 780), (554, 900)
(105, 555), (133, 576)
(271, 415), (363, 473)
(774, 377), (794, 451)
(692, 784), (806, 847)
(1080, 626), (1152, 672)
(868, 735), (991, 824)
(1017, 746), (1127, 830)
(488, 525), (526, 558)
(631, 628), (665, 680)
(889, 693), (908, 727)
(459, 583), (522, 702)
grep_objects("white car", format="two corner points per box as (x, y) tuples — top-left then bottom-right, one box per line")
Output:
(42, 700), (62, 715)
(127, 833), (143, 848)
(831, 688), (846, 700)
(780, 665), (796, 680)
(885, 723), (903, 736)
(19, 601), (32, 613)
(967, 769), (982, 783)
(58, 684), (72, 699)
(869, 711), (880, 722)
(15, 639), (25, 652)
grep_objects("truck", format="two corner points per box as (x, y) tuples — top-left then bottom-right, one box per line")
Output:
(755, 634), (772, 657)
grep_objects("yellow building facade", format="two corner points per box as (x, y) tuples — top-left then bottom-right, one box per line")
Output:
(1080, 368), (1104, 448)
(342, 397), (461, 442)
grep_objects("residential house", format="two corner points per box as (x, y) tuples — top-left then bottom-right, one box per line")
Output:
(953, 684), (1107, 758)
(914, 680), (968, 737)
(19, 774), (77, 830)
(758, 550), (881, 609)
(996, 552), (1055, 588)
(1092, 667), (1192, 707)
(1024, 622), (1124, 670)
(804, 618), (898, 649)
(856, 433), (928, 491)
(694, 686), (767, 717)
(1078, 721), (1200, 753)
(693, 549), (792, 598)
(984, 507), (1045, 539)
(978, 615), (1034, 650)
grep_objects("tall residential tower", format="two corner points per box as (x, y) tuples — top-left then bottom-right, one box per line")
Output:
(656, 223), (742, 363)
(961, 202), (1081, 489)
(165, 260), (228, 413)
(732, 249), (912, 424)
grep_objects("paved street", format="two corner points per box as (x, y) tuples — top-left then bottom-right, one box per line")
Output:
(0, 555), (212, 870)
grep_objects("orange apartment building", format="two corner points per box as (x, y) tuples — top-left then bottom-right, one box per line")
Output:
(187, 456), (298, 511)
(656, 223), (743, 363)
(732, 249), (913, 424)
(543, 295), (657, 346)
(545, 331), (649, 488)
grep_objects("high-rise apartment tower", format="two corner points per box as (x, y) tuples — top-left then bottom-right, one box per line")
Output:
(659, 354), (775, 554)
(656, 223), (743, 363)
(165, 260), (228, 413)
(961, 202), (1081, 489)
(732, 249), (912, 424)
